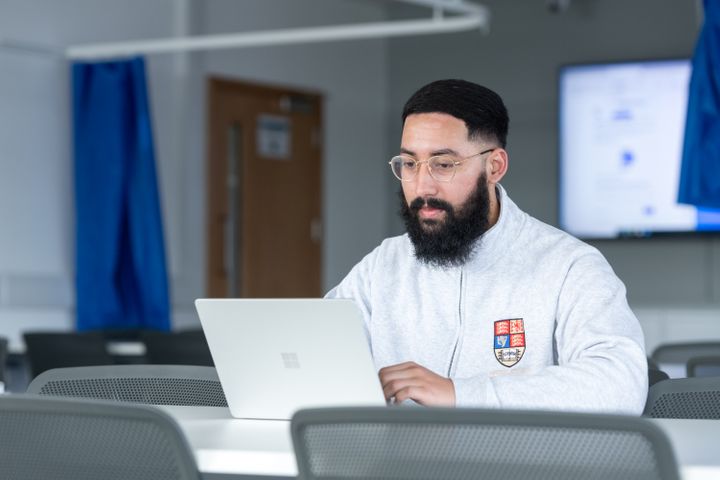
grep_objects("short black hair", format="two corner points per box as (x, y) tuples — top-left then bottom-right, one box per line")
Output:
(401, 79), (509, 148)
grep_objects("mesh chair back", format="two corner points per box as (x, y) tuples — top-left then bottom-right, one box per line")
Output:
(0, 395), (199, 480)
(23, 331), (114, 379)
(26, 365), (227, 407)
(142, 329), (214, 366)
(648, 368), (670, 386)
(0, 336), (7, 384)
(648, 353), (669, 386)
(644, 376), (720, 418)
(687, 355), (720, 377)
(651, 342), (720, 364)
(292, 407), (679, 480)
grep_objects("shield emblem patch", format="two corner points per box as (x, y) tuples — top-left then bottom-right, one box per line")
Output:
(494, 319), (525, 367)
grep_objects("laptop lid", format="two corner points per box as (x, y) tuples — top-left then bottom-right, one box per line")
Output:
(195, 298), (386, 420)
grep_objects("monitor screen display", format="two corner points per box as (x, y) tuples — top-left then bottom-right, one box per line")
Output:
(559, 59), (720, 239)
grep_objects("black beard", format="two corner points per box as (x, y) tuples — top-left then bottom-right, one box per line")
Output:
(400, 173), (491, 268)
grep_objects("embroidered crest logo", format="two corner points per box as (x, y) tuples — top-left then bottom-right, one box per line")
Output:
(494, 319), (525, 367)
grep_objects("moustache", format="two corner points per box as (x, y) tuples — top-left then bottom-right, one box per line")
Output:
(409, 197), (453, 213)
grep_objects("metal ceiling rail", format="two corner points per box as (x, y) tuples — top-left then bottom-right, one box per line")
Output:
(0, 39), (63, 58)
(65, 0), (489, 60)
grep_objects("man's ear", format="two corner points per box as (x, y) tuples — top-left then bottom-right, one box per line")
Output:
(486, 148), (508, 184)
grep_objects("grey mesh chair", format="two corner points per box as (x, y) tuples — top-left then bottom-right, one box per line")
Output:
(23, 331), (114, 379)
(651, 342), (720, 367)
(644, 376), (720, 418)
(0, 394), (200, 480)
(26, 364), (227, 407)
(141, 329), (214, 366)
(0, 336), (7, 386)
(687, 355), (720, 377)
(647, 357), (669, 386)
(292, 407), (679, 480)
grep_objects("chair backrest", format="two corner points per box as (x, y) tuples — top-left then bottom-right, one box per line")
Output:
(26, 365), (227, 407)
(291, 407), (680, 480)
(142, 329), (214, 366)
(651, 342), (720, 364)
(687, 355), (720, 377)
(647, 355), (669, 386)
(648, 368), (670, 386)
(0, 336), (8, 384)
(0, 395), (199, 480)
(23, 331), (114, 379)
(650, 342), (720, 378)
(644, 376), (720, 418)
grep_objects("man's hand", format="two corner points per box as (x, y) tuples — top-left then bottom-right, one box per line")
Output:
(378, 361), (455, 406)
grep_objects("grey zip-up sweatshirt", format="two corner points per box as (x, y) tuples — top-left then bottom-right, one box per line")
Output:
(326, 185), (648, 415)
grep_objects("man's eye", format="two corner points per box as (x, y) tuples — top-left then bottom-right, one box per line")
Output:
(402, 161), (417, 169)
(434, 159), (454, 169)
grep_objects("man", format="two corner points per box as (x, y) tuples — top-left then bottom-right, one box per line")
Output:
(326, 79), (648, 414)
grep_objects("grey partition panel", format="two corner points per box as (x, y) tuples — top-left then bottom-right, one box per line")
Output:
(292, 407), (679, 480)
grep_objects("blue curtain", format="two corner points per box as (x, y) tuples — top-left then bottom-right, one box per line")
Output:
(73, 57), (170, 331)
(678, 0), (720, 209)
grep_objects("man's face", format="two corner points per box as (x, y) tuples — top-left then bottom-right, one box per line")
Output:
(399, 113), (490, 228)
(398, 113), (495, 267)
(399, 173), (490, 267)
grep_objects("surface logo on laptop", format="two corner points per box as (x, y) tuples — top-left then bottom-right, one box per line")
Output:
(281, 352), (300, 369)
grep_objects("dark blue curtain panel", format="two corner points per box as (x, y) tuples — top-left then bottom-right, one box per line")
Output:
(678, 0), (720, 209)
(73, 57), (170, 331)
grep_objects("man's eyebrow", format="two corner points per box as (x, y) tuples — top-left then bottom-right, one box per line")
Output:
(399, 147), (459, 156)
(430, 148), (459, 156)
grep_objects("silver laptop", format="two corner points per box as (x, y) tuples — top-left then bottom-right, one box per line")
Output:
(195, 298), (386, 420)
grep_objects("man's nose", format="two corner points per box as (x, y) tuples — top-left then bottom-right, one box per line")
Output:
(414, 162), (438, 197)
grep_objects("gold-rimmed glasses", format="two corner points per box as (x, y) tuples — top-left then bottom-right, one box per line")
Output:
(388, 148), (496, 183)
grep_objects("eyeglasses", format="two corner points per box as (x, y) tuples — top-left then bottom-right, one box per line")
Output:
(389, 148), (496, 183)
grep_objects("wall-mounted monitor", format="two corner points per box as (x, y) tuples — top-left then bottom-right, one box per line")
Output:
(559, 59), (720, 239)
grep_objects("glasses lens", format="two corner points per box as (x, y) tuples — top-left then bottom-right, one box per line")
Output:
(390, 156), (416, 181)
(429, 155), (456, 182)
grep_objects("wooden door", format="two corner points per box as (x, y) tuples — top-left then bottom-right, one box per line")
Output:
(206, 78), (322, 298)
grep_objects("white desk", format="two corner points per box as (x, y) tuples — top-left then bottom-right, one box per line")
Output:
(653, 418), (720, 480)
(162, 406), (720, 479)
(161, 406), (296, 477)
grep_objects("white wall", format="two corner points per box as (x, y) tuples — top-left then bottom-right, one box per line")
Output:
(0, 0), (391, 349)
(1, 0), (716, 354)
(0, 0), (186, 349)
